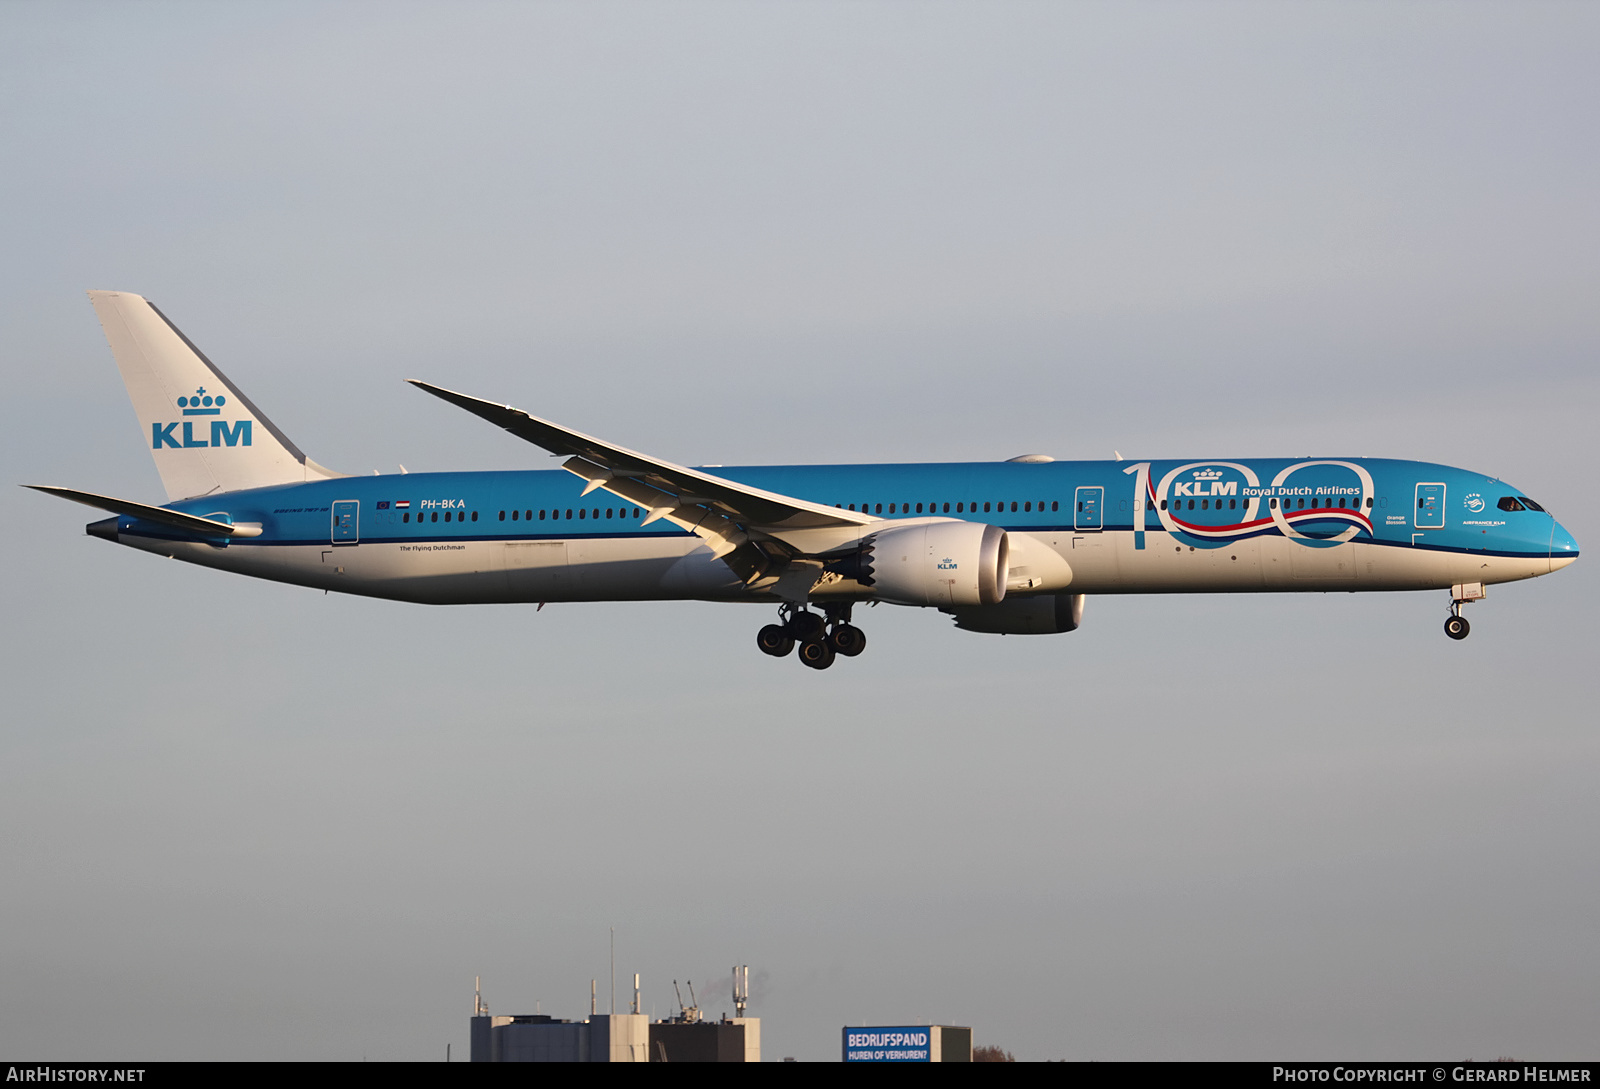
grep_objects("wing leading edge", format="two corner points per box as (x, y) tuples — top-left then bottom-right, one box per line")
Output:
(407, 380), (876, 587)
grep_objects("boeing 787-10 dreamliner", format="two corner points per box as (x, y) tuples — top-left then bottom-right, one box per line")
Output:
(26, 291), (1580, 669)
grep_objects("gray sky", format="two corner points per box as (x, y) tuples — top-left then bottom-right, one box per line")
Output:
(3, 1), (1597, 1061)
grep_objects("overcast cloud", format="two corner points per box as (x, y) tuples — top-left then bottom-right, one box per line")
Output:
(2, 2), (1597, 1061)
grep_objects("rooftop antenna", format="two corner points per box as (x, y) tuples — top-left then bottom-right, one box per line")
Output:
(632, 973), (641, 1016)
(610, 927), (615, 1016)
(474, 976), (487, 1017)
(733, 965), (749, 1019)
(591, 979), (597, 1017)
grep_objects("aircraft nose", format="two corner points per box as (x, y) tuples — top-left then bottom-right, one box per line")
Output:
(1550, 520), (1579, 573)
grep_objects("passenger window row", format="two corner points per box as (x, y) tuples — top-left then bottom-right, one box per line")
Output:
(1153, 497), (1373, 511)
(495, 507), (645, 522)
(1158, 498), (1243, 511)
(834, 500), (1061, 515)
(1272, 497), (1369, 510)
(379, 492), (1423, 527)
(400, 510), (480, 523)
(389, 494), (1392, 525)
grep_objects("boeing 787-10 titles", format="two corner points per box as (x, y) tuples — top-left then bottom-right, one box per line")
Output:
(26, 291), (1580, 669)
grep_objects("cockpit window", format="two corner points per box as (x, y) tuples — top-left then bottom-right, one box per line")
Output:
(1497, 497), (1525, 512)
(1519, 497), (1545, 512)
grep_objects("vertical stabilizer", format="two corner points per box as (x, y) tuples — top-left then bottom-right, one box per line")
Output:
(87, 290), (342, 500)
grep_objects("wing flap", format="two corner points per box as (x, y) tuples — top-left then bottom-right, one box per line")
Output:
(560, 456), (750, 558)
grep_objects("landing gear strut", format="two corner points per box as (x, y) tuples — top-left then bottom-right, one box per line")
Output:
(755, 603), (867, 669)
(1443, 583), (1483, 641)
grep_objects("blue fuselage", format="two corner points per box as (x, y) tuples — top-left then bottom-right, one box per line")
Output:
(109, 456), (1575, 606)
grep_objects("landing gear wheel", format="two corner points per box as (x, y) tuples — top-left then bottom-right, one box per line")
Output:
(757, 624), (794, 657)
(787, 611), (826, 641)
(798, 639), (836, 670)
(829, 624), (867, 657)
(1444, 615), (1470, 640)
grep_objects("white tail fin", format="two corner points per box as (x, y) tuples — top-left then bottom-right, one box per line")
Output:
(88, 291), (342, 500)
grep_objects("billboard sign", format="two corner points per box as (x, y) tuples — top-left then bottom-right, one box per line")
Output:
(842, 1026), (933, 1062)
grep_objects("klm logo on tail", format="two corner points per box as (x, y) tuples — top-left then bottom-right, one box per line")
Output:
(152, 387), (252, 449)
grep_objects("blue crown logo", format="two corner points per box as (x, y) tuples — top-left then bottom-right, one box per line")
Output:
(178, 386), (226, 416)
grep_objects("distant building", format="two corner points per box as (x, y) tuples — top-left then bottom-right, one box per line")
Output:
(470, 970), (760, 1062)
(648, 1018), (760, 1062)
(471, 1013), (650, 1062)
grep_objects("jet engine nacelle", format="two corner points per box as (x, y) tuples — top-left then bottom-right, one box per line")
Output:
(945, 592), (1085, 635)
(865, 520), (1009, 607)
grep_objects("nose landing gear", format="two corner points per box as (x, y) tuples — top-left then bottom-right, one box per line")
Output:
(1443, 583), (1484, 640)
(756, 603), (866, 669)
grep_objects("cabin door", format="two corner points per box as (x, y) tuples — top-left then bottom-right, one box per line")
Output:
(1074, 486), (1103, 531)
(1414, 483), (1445, 531)
(332, 500), (360, 544)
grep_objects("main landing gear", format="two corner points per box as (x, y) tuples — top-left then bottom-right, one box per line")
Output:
(757, 603), (867, 670)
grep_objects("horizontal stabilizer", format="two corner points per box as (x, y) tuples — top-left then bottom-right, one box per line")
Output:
(23, 485), (255, 537)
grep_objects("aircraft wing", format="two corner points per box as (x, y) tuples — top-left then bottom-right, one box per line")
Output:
(409, 381), (874, 580)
